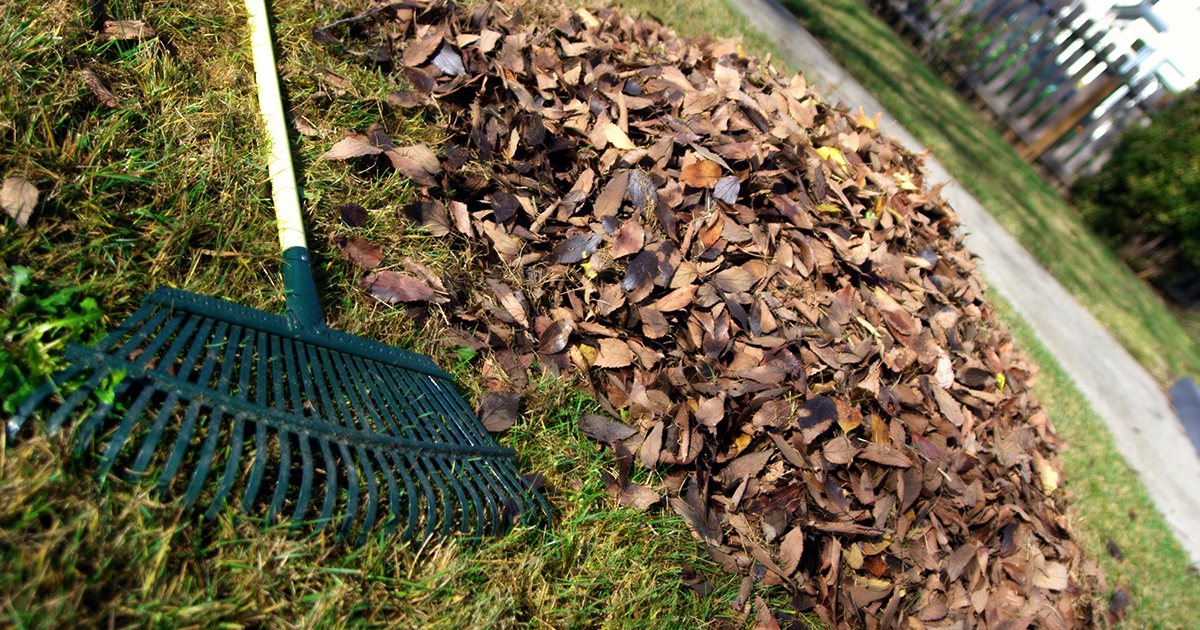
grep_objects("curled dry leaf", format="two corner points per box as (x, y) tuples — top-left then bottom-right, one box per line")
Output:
(338, 202), (369, 227)
(679, 160), (722, 188)
(76, 63), (119, 107)
(538, 320), (572, 355)
(579, 413), (637, 445)
(322, 133), (382, 160)
(333, 234), (384, 270)
(477, 390), (522, 432)
(98, 20), (157, 42)
(593, 338), (634, 368)
(1, 177), (39, 227)
(361, 271), (436, 303)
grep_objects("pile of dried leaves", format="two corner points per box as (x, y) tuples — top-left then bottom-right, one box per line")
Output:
(314, 1), (1103, 627)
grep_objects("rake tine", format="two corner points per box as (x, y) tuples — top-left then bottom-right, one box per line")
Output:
(267, 429), (292, 527)
(384, 366), (497, 536)
(97, 315), (215, 477)
(290, 433), (316, 529)
(206, 414), (245, 521)
(240, 331), (272, 513)
(266, 336), (299, 525)
(9, 303), (164, 435)
(308, 347), (364, 542)
(314, 436), (339, 533)
(205, 327), (256, 519)
(74, 310), (186, 448)
(181, 393), (230, 511)
(133, 321), (230, 478)
(337, 358), (425, 539)
(371, 448), (401, 538)
(365, 360), (471, 538)
(39, 365), (103, 434)
(393, 454), (421, 541)
(154, 324), (241, 491)
(292, 341), (339, 532)
(319, 350), (382, 542)
(9, 363), (87, 437)
(282, 339), (317, 528)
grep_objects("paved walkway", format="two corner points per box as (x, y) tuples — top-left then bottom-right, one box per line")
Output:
(729, 0), (1200, 565)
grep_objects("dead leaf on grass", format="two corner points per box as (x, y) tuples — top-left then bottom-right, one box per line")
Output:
(362, 271), (436, 303)
(1, 177), (39, 227)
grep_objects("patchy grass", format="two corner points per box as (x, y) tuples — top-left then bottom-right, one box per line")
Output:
(0, 381), (747, 629)
(0, 0), (755, 627)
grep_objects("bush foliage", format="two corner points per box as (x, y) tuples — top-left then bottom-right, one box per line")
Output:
(1075, 86), (1200, 299)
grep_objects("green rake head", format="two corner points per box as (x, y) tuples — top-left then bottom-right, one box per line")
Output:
(8, 287), (550, 544)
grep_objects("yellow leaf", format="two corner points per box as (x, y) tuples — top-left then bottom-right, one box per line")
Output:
(996, 372), (1006, 391)
(575, 8), (600, 28)
(1032, 451), (1060, 494)
(844, 543), (864, 570)
(602, 122), (636, 150)
(815, 146), (847, 168)
(893, 171), (918, 191)
(734, 433), (752, 454)
(854, 106), (881, 130)
(577, 343), (598, 366)
(816, 203), (841, 215)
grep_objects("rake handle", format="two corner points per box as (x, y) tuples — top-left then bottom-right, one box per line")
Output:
(246, 0), (324, 329)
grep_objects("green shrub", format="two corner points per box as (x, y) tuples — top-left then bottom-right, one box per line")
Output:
(1074, 85), (1200, 300)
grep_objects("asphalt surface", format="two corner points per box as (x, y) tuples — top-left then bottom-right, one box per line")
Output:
(728, 0), (1200, 565)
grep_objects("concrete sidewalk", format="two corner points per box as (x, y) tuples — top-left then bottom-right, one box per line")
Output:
(728, 0), (1200, 565)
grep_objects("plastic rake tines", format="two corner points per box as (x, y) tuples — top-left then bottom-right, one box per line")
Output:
(9, 287), (549, 544)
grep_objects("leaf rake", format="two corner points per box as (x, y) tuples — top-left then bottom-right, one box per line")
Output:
(7, 0), (548, 544)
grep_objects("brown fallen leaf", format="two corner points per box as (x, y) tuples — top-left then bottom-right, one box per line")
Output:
(538, 320), (572, 355)
(858, 442), (912, 468)
(653, 284), (696, 312)
(333, 235), (384, 270)
(579, 413), (638, 445)
(361, 271), (436, 303)
(593, 338), (634, 368)
(403, 33), (444, 67)
(1, 177), (39, 227)
(611, 218), (645, 258)
(405, 199), (452, 236)
(477, 391), (522, 432)
(823, 435), (857, 465)
(74, 62), (119, 107)
(679, 160), (722, 188)
(97, 20), (157, 42)
(752, 596), (782, 630)
(640, 421), (664, 468)
(321, 133), (383, 160)
(338, 203), (369, 227)
(1107, 585), (1133, 623)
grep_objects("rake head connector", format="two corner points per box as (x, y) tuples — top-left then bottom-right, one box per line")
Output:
(9, 287), (550, 544)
